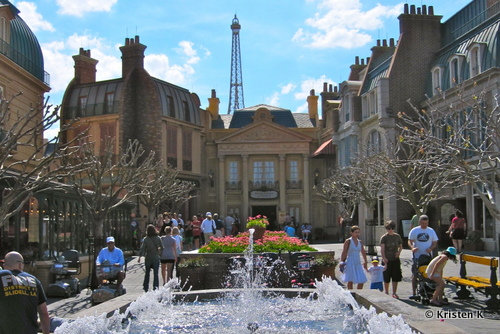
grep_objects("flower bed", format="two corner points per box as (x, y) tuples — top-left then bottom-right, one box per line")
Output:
(198, 231), (317, 253)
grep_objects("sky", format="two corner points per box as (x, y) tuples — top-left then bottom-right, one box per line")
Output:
(11, 0), (471, 138)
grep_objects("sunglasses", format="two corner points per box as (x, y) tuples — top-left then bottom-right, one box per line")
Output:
(385, 227), (394, 230)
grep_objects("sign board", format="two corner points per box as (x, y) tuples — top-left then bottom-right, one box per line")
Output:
(401, 219), (412, 238)
(249, 190), (279, 199)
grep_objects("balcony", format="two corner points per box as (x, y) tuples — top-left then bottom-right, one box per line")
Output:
(249, 181), (279, 191)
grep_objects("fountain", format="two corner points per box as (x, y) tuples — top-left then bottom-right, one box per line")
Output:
(53, 229), (415, 333)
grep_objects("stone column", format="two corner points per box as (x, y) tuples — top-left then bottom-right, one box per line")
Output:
(303, 154), (310, 224)
(218, 155), (225, 214)
(279, 154), (286, 213)
(242, 155), (249, 222)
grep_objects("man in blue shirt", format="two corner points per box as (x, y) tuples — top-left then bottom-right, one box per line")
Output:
(96, 236), (126, 294)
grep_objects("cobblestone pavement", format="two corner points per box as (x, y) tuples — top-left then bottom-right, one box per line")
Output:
(46, 243), (500, 333)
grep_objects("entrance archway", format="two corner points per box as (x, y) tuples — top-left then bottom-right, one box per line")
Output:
(251, 205), (277, 231)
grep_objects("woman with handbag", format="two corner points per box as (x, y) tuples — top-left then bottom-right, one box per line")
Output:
(446, 210), (466, 253)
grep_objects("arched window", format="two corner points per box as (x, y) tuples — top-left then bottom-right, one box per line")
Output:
(431, 66), (443, 96)
(449, 55), (464, 86)
(469, 45), (482, 77)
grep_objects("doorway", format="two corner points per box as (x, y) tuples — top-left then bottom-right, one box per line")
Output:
(252, 206), (277, 231)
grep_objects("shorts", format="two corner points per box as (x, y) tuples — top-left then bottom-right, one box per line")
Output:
(184, 236), (193, 244)
(451, 228), (465, 240)
(160, 259), (175, 264)
(429, 273), (441, 278)
(370, 282), (383, 291)
(383, 258), (402, 283)
(193, 235), (200, 240)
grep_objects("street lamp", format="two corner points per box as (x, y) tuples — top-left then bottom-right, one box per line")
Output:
(314, 168), (320, 186)
(208, 169), (214, 187)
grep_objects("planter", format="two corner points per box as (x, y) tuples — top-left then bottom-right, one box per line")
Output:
(313, 266), (336, 281)
(180, 267), (207, 290)
(463, 243), (484, 251)
(251, 226), (266, 241)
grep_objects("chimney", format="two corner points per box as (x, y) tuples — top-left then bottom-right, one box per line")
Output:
(119, 35), (147, 78)
(72, 48), (98, 84)
(349, 56), (367, 81)
(307, 89), (319, 124)
(207, 89), (220, 119)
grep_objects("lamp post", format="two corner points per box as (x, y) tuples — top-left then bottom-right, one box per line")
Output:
(314, 168), (320, 186)
(208, 169), (214, 187)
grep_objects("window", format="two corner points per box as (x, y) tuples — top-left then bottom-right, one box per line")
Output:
(166, 125), (177, 168)
(229, 161), (239, 184)
(367, 130), (381, 156)
(0, 17), (6, 41)
(469, 45), (481, 77)
(168, 96), (175, 118)
(253, 161), (275, 184)
(339, 135), (358, 167)
(449, 56), (463, 86)
(342, 95), (350, 122)
(431, 67), (442, 96)
(182, 130), (192, 171)
(362, 91), (377, 120)
(183, 101), (190, 122)
(99, 123), (116, 156)
(78, 96), (87, 116)
(105, 92), (114, 113)
(289, 160), (298, 182)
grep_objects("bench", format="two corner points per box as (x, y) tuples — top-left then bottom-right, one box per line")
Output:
(443, 254), (499, 310)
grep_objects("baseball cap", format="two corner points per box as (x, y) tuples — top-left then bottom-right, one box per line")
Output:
(106, 236), (115, 243)
(206, 212), (212, 216)
(371, 256), (380, 263)
(446, 246), (457, 256)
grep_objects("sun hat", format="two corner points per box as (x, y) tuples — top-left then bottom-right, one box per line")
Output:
(106, 236), (115, 243)
(446, 246), (457, 256)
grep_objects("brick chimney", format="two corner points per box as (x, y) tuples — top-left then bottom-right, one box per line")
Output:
(119, 35), (147, 78)
(207, 89), (220, 119)
(72, 48), (98, 84)
(307, 89), (319, 123)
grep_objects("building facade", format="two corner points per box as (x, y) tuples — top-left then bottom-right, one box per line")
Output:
(331, 0), (500, 250)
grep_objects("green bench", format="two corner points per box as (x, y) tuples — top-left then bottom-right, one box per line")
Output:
(444, 254), (499, 311)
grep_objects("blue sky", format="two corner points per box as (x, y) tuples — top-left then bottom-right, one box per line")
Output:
(13, 0), (470, 138)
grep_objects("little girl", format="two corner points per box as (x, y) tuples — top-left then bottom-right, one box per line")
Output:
(425, 247), (457, 306)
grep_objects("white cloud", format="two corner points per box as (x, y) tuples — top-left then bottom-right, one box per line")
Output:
(294, 75), (334, 101)
(56, 0), (118, 17)
(294, 0), (404, 49)
(15, 1), (55, 32)
(281, 83), (296, 95)
(266, 92), (280, 106)
(177, 41), (200, 65)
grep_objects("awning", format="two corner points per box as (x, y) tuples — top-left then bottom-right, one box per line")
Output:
(313, 139), (334, 157)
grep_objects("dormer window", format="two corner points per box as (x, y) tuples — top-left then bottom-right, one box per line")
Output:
(0, 17), (7, 41)
(449, 55), (464, 86)
(468, 44), (484, 77)
(431, 66), (443, 96)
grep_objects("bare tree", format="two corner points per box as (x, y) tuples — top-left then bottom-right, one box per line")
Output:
(132, 161), (195, 224)
(398, 88), (500, 220)
(316, 170), (359, 220)
(0, 93), (84, 228)
(372, 133), (462, 216)
(62, 137), (156, 241)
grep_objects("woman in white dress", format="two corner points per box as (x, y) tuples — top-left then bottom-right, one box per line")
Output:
(340, 225), (368, 289)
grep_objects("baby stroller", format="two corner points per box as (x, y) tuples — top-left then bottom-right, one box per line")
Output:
(289, 252), (316, 288)
(412, 254), (445, 305)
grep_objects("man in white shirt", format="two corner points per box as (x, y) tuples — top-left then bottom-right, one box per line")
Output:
(408, 215), (438, 299)
(201, 212), (216, 245)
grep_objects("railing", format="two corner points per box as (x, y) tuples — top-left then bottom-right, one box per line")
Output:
(226, 181), (242, 190)
(286, 180), (303, 189)
(0, 38), (50, 86)
(442, 1), (500, 46)
(249, 180), (279, 191)
(66, 103), (118, 119)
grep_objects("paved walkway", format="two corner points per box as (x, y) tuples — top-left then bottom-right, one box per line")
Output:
(46, 242), (500, 333)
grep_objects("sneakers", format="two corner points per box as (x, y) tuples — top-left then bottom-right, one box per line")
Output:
(409, 295), (417, 300)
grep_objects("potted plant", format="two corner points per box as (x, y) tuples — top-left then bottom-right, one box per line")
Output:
(463, 230), (484, 251)
(246, 215), (269, 240)
(313, 253), (338, 281)
(178, 256), (209, 290)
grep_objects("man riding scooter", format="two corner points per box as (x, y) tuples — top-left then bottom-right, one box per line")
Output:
(96, 236), (126, 295)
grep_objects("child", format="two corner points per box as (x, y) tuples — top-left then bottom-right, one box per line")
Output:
(425, 247), (457, 306)
(368, 256), (385, 291)
(172, 227), (183, 276)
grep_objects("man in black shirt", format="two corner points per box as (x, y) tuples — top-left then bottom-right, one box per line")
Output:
(0, 251), (50, 334)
